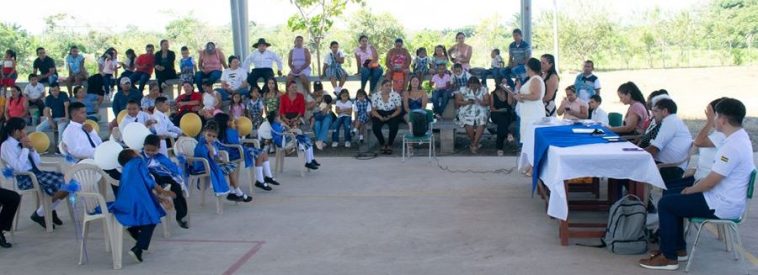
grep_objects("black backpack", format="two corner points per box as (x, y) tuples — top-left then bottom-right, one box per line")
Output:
(409, 111), (429, 137)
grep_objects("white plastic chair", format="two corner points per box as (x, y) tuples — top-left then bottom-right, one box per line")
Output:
(174, 136), (222, 215)
(218, 142), (253, 194)
(272, 129), (308, 177)
(241, 139), (261, 194)
(1, 158), (61, 233)
(685, 169), (756, 274)
(65, 163), (115, 267)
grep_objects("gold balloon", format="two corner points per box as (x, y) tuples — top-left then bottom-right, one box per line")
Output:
(85, 119), (100, 133)
(28, 132), (50, 153)
(116, 110), (127, 125)
(236, 117), (253, 137)
(179, 113), (202, 137)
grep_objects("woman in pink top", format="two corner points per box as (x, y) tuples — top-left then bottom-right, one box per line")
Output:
(354, 35), (383, 94)
(195, 42), (227, 93)
(5, 85), (28, 120)
(609, 81), (649, 135)
(286, 36), (312, 93)
(449, 32), (473, 70)
(385, 38), (412, 92)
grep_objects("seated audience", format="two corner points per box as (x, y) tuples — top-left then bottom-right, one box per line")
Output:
(268, 112), (319, 170)
(311, 91), (332, 150)
(5, 85), (28, 120)
(193, 121), (252, 203)
(23, 74), (46, 118)
(455, 77), (490, 154)
(278, 81), (305, 128)
(141, 135), (188, 229)
(62, 102), (103, 160)
(151, 96), (182, 156)
(172, 81), (202, 126)
(643, 98), (693, 183)
(1, 118), (69, 230)
(109, 149), (173, 263)
(587, 94), (608, 126)
(36, 83), (70, 133)
(371, 80), (403, 155)
(430, 63), (452, 117)
(692, 98), (727, 181)
(213, 113), (279, 191)
(640, 98), (754, 270)
(556, 85), (588, 120)
(70, 86), (99, 121)
(609, 81), (648, 135)
(111, 77), (143, 128)
(201, 81), (222, 118)
(141, 81), (161, 112)
(333, 89), (354, 148)
(220, 55), (249, 98)
(351, 89), (371, 143)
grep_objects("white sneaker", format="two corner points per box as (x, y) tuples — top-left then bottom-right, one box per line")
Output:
(315, 141), (324, 150)
(331, 142), (338, 147)
(345, 142), (351, 148)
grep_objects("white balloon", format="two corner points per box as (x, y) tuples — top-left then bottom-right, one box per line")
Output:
(94, 141), (123, 170)
(123, 123), (152, 150)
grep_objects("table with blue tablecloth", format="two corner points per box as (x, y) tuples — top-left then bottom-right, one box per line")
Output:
(517, 123), (666, 245)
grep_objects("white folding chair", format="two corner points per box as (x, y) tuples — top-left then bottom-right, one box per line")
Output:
(174, 136), (222, 215)
(65, 163), (115, 267)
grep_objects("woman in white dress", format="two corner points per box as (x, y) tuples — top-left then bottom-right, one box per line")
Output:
(456, 76), (490, 154)
(513, 58), (546, 146)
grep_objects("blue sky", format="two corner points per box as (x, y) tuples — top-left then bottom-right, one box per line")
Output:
(5, 0), (707, 34)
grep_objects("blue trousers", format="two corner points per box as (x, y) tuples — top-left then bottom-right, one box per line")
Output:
(431, 89), (450, 115)
(194, 70), (222, 93)
(313, 115), (333, 143)
(657, 177), (716, 260)
(480, 67), (507, 87)
(129, 72), (150, 92)
(332, 116), (352, 142)
(360, 67), (383, 93)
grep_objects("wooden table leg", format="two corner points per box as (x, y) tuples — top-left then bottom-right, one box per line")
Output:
(560, 220), (569, 246)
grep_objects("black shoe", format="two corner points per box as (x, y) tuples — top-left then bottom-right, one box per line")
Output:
(177, 219), (189, 229)
(264, 177), (280, 186)
(255, 181), (272, 191)
(129, 247), (143, 263)
(30, 212), (53, 230)
(310, 160), (321, 167)
(305, 162), (319, 170)
(226, 193), (242, 202)
(0, 232), (11, 248)
(240, 194), (253, 203)
(52, 211), (63, 226)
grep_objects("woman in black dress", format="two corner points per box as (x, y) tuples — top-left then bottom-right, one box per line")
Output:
(154, 39), (177, 94)
(490, 79), (516, 156)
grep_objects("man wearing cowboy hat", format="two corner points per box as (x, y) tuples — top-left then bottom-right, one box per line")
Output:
(242, 38), (284, 93)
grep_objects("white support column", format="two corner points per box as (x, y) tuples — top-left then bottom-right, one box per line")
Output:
(230, 0), (250, 60)
(521, 0), (532, 44)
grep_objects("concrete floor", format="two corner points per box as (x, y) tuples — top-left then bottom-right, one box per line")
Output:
(1, 155), (757, 275)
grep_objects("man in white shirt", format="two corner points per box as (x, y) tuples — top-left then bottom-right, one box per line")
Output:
(151, 96), (182, 156)
(242, 38), (283, 92)
(118, 100), (154, 140)
(220, 55), (250, 99)
(640, 98), (754, 270)
(644, 98), (693, 183)
(62, 102), (103, 160)
(692, 98), (727, 181)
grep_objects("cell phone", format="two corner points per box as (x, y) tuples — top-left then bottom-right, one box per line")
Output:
(622, 148), (643, 151)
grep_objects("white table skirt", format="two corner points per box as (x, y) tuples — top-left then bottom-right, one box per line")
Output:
(540, 142), (666, 220)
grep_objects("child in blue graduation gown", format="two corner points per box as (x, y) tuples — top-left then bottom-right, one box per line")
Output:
(213, 113), (280, 192)
(193, 121), (252, 203)
(142, 134), (189, 229)
(109, 149), (173, 263)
